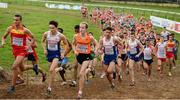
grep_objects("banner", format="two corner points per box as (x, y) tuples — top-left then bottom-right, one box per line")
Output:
(150, 16), (180, 33)
(0, 2), (8, 8)
(45, 3), (81, 10)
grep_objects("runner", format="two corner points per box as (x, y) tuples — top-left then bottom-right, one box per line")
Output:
(117, 34), (128, 82)
(55, 28), (72, 86)
(143, 39), (155, 81)
(166, 34), (175, 76)
(85, 32), (97, 83)
(1, 14), (36, 94)
(81, 5), (88, 19)
(41, 20), (69, 96)
(92, 8), (99, 24)
(16, 35), (47, 85)
(155, 36), (167, 78)
(72, 22), (98, 99)
(99, 27), (121, 89)
(127, 32), (144, 86)
(171, 33), (179, 68)
(69, 25), (80, 87)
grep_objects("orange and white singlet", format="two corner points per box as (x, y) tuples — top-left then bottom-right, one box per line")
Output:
(76, 33), (91, 54)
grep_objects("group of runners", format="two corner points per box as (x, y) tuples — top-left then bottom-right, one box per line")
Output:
(0, 5), (179, 99)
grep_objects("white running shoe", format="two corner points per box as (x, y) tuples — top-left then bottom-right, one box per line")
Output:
(61, 81), (67, 86)
(100, 73), (106, 79)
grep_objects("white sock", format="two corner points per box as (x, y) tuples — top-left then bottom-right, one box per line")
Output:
(48, 87), (51, 91)
(78, 91), (82, 94)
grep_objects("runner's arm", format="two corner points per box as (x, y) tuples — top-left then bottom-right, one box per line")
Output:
(1, 26), (11, 46)
(24, 28), (36, 47)
(98, 38), (103, 55)
(72, 34), (78, 55)
(137, 41), (144, 56)
(60, 34), (69, 58)
(41, 32), (47, 55)
(90, 36), (98, 55)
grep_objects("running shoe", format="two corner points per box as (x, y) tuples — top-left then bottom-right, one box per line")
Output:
(129, 81), (135, 86)
(118, 74), (123, 82)
(7, 86), (15, 94)
(42, 73), (46, 82)
(113, 71), (116, 79)
(168, 72), (172, 77)
(16, 79), (24, 85)
(45, 88), (52, 97)
(77, 92), (82, 99)
(90, 69), (95, 78)
(33, 64), (39, 75)
(111, 83), (115, 89)
(61, 81), (67, 86)
(69, 80), (77, 87)
(100, 73), (106, 79)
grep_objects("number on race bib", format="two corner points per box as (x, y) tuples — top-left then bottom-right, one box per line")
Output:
(77, 44), (88, 53)
(130, 47), (137, 54)
(48, 43), (58, 51)
(105, 46), (114, 55)
(167, 47), (173, 52)
(12, 37), (23, 46)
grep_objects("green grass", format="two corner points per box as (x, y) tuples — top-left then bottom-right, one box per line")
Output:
(0, 1), (180, 72)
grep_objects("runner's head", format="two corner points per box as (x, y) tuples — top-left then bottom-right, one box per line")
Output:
(80, 22), (88, 34)
(171, 33), (175, 39)
(145, 39), (150, 46)
(49, 20), (58, 33)
(168, 34), (173, 41)
(74, 24), (80, 33)
(130, 32), (136, 40)
(104, 27), (113, 37)
(160, 35), (164, 42)
(14, 14), (22, 26)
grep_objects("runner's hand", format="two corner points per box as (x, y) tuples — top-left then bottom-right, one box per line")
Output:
(135, 54), (140, 57)
(98, 50), (103, 55)
(74, 50), (79, 55)
(44, 50), (48, 56)
(61, 54), (64, 59)
(94, 50), (98, 56)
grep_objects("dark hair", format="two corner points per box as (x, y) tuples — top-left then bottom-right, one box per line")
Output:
(49, 20), (58, 28)
(130, 32), (135, 35)
(14, 14), (22, 21)
(171, 33), (175, 36)
(89, 32), (93, 36)
(58, 28), (63, 33)
(104, 27), (113, 32)
(74, 25), (79, 30)
(120, 34), (124, 38)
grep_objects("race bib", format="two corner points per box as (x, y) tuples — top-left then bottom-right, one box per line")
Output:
(77, 44), (88, 53)
(105, 46), (114, 55)
(144, 49), (151, 59)
(130, 47), (137, 54)
(12, 37), (23, 46)
(158, 47), (165, 57)
(167, 47), (173, 52)
(48, 43), (58, 51)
